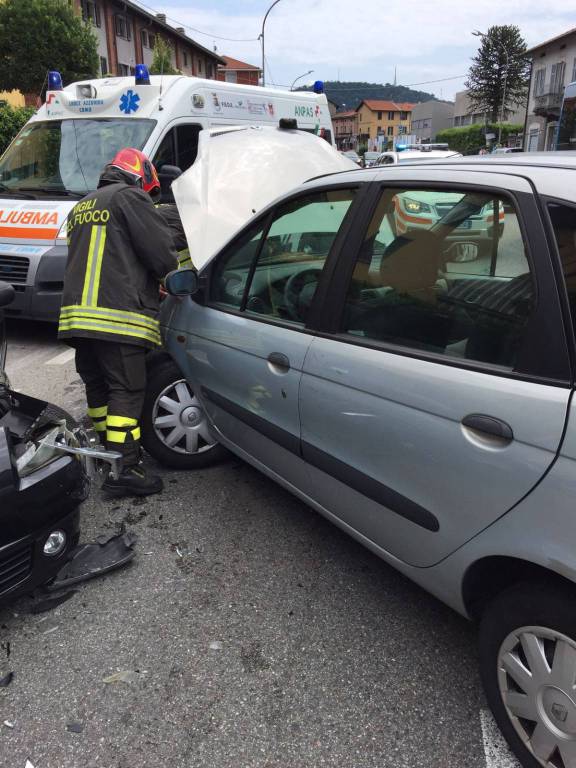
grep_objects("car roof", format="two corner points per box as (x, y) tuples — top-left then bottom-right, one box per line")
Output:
(305, 152), (576, 204)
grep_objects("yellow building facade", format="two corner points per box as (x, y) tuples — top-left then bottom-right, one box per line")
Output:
(356, 100), (415, 148)
(0, 90), (25, 107)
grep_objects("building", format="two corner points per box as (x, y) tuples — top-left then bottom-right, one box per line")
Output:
(356, 100), (415, 150)
(411, 100), (454, 143)
(452, 89), (527, 129)
(73, 0), (224, 80)
(217, 56), (262, 86)
(332, 110), (358, 149)
(0, 91), (25, 108)
(524, 28), (576, 151)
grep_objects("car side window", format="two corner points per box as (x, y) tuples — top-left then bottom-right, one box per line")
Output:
(210, 225), (265, 309)
(244, 190), (356, 325)
(548, 202), (576, 339)
(341, 187), (535, 369)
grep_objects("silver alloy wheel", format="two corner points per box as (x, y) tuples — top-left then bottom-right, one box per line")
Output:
(498, 625), (576, 767)
(152, 379), (217, 455)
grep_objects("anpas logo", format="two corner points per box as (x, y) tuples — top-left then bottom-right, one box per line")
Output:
(295, 105), (314, 118)
(0, 210), (58, 226)
(119, 90), (140, 114)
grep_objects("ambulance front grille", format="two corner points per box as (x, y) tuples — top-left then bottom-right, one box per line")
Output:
(0, 255), (29, 284)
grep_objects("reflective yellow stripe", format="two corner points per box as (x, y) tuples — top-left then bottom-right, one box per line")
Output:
(58, 318), (161, 345)
(81, 225), (99, 306)
(60, 304), (159, 331)
(91, 226), (107, 306)
(106, 430), (128, 444)
(177, 250), (192, 269)
(87, 406), (108, 418)
(131, 427), (141, 441)
(107, 415), (138, 427)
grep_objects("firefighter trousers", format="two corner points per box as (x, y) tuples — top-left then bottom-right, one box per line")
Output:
(73, 339), (146, 467)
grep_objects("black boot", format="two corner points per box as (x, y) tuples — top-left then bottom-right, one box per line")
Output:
(102, 464), (163, 497)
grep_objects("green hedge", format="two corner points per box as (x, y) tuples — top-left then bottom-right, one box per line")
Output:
(436, 123), (524, 155)
(0, 104), (35, 156)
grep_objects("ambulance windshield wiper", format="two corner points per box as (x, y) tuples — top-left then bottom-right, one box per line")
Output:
(19, 186), (85, 198)
(0, 183), (37, 199)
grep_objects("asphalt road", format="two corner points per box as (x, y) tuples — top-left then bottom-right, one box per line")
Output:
(0, 321), (520, 768)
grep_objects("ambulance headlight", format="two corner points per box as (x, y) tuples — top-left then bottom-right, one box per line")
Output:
(56, 220), (67, 245)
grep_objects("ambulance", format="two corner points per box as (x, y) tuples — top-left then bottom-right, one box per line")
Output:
(0, 67), (334, 321)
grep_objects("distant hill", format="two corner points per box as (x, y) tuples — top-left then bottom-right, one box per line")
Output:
(296, 81), (439, 110)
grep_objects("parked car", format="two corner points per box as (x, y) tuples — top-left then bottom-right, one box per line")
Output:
(340, 150), (362, 166)
(374, 149), (462, 165)
(144, 153), (576, 768)
(0, 282), (120, 603)
(362, 151), (380, 167)
(492, 147), (524, 154)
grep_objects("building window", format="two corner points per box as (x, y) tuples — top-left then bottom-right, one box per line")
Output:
(148, 33), (155, 49)
(534, 67), (546, 96)
(198, 59), (203, 75)
(141, 29), (148, 48)
(387, 125), (394, 136)
(551, 61), (566, 94)
(388, 111), (395, 120)
(225, 70), (237, 83)
(377, 111), (382, 120)
(115, 14), (131, 41)
(81, 0), (100, 26)
(454, 116), (461, 126)
(206, 62), (214, 78)
(118, 63), (130, 77)
(400, 111), (408, 120)
(183, 51), (188, 67)
(100, 56), (108, 76)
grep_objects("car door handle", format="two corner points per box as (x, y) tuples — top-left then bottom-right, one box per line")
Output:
(462, 414), (514, 442)
(267, 352), (290, 372)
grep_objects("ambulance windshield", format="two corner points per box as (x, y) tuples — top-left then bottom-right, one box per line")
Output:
(0, 118), (155, 196)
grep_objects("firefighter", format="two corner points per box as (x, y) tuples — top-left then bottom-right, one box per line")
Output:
(58, 148), (178, 497)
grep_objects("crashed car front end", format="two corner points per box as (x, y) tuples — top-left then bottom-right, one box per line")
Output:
(0, 386), (121, 604)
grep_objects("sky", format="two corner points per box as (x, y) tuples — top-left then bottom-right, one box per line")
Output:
(134, 0), (575, 102)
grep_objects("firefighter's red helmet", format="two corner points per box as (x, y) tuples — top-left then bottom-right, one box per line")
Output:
(110, 148), (161, 200)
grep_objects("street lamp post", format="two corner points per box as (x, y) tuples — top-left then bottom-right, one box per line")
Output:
(259, 0), (283, 87)
(290, 70), (314, 91)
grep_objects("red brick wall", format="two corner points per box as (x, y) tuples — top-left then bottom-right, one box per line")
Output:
(217, 70), (260, 85)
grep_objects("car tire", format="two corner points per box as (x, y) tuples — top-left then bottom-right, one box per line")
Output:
(141, 359), (227, 470)
(479, 581), (576, 768)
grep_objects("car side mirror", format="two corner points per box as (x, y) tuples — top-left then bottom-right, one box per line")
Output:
(0, 281), (15, 308)
(165, 269), (198, 296)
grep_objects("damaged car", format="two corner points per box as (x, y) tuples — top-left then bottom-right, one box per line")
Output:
(0, 280), (121, 603)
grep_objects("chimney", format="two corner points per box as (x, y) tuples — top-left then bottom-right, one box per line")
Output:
(176, 27), (185, 34)
(156, 13), (166, 23)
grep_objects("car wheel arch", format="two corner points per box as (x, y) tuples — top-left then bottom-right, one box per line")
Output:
(462, 556), (576, 620)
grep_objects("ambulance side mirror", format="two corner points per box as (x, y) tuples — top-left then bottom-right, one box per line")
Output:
(158, 165), (183, 204)
(0, 281), (15, 308)
(165, 269), (198, 297)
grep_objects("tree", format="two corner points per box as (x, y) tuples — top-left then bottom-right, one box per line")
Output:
(465, 26), (530, 124)
(0, 0), (98, 104)
(0, 104), (35, 155)
(150, 37), (179, 76)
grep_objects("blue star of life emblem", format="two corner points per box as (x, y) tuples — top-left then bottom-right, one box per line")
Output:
(119, 90), (140, 114)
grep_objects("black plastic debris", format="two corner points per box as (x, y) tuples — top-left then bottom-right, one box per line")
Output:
(0, 671), (14, 687)
(29, 590), (77, 615)
(66, 721), (84, 734)
(46, 532), (137, 592)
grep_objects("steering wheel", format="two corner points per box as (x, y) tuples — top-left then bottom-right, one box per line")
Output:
(283, 267), (322, 322)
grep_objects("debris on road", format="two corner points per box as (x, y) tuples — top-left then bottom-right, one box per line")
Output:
(66, 721), (84, 733)
(47, 532), (137, 591)
(102, 670), (143, 684)
(0, 671), (14, 687)
(3, 720), (14, 728)
(209, 641), (223, 651)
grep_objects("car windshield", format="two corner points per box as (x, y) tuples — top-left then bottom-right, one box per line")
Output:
(0, 118), (156, 196)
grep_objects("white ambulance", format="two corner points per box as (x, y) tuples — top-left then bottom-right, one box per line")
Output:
(0, 69), (334, 321)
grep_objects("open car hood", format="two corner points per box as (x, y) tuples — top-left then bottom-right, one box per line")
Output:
(172, 127), (357, 271)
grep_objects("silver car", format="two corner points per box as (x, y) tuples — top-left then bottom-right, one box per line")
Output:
(143, 154), (576, 768)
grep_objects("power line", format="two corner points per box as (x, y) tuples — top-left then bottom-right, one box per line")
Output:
(129, 0), (260, 42)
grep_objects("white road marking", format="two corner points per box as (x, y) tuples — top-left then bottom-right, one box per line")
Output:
(480, 709), (521, 767)
(46, 348), (75, 366)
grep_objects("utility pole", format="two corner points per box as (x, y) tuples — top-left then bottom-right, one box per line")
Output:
(259, 0), (283, 87)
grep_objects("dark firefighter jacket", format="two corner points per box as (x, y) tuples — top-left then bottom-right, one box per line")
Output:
(155, 204), (193, 269)
(58, 168), (178, 349)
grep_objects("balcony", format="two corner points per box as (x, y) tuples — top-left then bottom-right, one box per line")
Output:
(533, 87), (563, 117)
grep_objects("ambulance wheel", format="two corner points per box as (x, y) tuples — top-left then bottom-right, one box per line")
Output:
(141, 360), (227, 469)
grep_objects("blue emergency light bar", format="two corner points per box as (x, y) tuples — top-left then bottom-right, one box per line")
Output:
(48, 71), (63, 91)
(313, 80), (324, 94)
(135, 64), (150, 85)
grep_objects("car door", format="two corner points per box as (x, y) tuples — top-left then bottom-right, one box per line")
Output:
(299, 169), (572, 568)
(180, 186), (360, 485)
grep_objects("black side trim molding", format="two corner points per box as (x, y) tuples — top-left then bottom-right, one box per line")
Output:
(201, 387), (301, 456)
(201, 387), (439, 533)
(302, 442), (440, 533)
